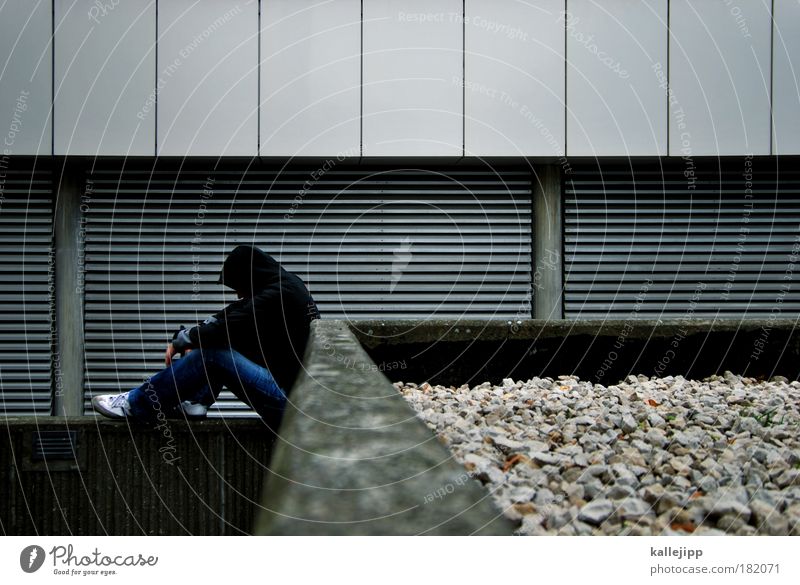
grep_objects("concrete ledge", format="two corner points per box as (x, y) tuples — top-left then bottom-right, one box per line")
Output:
(351, 319), (800, 385)
(255, 320), (513, 535)
(352, 319), (799, 345)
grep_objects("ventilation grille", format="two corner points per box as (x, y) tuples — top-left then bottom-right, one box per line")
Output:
(565, 159), (800, 319)
(83, 162), (532, 415)
(32, 430), (77, 461)
(0, 164), (53, 416)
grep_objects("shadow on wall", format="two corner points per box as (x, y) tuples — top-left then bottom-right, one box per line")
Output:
(352, 320), (800, 386)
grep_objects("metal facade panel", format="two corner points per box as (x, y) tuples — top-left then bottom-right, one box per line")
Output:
(0, 164), (53, 415)
(565, 159), (800, 319)
(363, 0), (463, 156)
(260, 0), (361, 157)
(668, 0), (772, 156)
(566, 0), (668, 156)
(773, 0), (800, 155)
(83, 162), (532, 415)
(0, 0), (52, 156)
(157, 0), (258, 156)
(53, 0), (156, 156)
(465, 0), (565, 157)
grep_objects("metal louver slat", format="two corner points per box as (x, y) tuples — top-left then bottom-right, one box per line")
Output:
(0, 164), (53, 416)
(565, 159), (800, 319)
(83, 162), (532, 416)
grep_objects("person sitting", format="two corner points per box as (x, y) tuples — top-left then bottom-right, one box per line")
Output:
(91, 245), (320, 429)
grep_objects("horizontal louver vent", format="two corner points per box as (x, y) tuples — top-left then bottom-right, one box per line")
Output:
(32, 430), (77, 461)
(0, 164), (53, 416)
(565, 159), (800, 319)
(83, 163), (532, 416)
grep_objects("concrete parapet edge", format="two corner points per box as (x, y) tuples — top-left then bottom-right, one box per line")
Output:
(350, 319), (800, 348)
(255, 320), (513, 535)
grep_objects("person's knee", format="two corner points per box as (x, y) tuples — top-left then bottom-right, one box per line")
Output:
(199, 347), (234, 369)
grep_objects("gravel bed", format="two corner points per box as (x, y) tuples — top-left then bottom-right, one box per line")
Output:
(395, 373), (800, 535)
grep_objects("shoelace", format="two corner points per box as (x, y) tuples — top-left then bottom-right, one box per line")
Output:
(109, 393), (129, 409)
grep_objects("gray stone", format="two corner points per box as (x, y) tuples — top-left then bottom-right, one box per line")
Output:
(508, 486), (535, 503)
(534, 488), (556, 506)
(530, 451), (564, 467)
(655, 491), (685, 515)
(546, 507), (573, 530)
(571, 519), (595, 536)
(607, 484), (637, 500)
(611, 463), (639, 487)
(617, 497), (653, 519)
(583, 479), (605, 501)
(726, 390), (747, 404)
(750, 500), (789, 535)
(646, 428), (668, 448)
(524, 440), (550, 453)
(584, 464), (609, 479)
(709, 497), (751, 520)
(697, 476), (719, 494)
(785, 504), (800, 536)
(563, 480), (584, 497)
(490, 435), (525, 452)
(562, 467), (584, 483)
(641, 483), (665, 504)
(518, 514), (547, 536)
(573, 453), (589, 468)
(647, 412), (667, 428)
(578, 499), (614, 525)
(620, 414), (638, 434)
(776, 469), (800, 489)
(738, 417), (764, 436)
(716, 513), (747, 532)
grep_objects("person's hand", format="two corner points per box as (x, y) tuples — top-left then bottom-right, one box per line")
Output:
(165, 343), (177, 366)
(166, 343), (194, 366)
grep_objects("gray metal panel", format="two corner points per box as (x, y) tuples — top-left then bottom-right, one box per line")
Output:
(157, 0), (258, 156)
(565, 160), (800, 319)
(773, 0), (800, 155)
(53, 0), (156, 156)
(0, 0), (52, 156)
(668, 0), (772, 156)
(363, 0), (463, 156)
(260, 0), (361, 156)
(566, 0), (668, 156)
(465, 0), (565, 157)
(0, 164), (53, 416)
(83, 163), (532, 416)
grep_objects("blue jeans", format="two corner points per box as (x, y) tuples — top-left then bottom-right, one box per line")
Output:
(126, 348), (287, 426)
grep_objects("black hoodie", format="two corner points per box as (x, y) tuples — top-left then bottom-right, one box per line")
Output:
(178, 245), (320, 392)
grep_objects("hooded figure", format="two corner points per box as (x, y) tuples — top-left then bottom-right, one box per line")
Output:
(173, 245), (320, 393)
(92, 245), (320, 425)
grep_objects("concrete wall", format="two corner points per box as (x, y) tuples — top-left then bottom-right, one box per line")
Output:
(2, 0), (797, 156)
(1, 419), (273, 535)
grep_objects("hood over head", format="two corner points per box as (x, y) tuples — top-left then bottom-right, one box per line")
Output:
(216, 245), (282, 295)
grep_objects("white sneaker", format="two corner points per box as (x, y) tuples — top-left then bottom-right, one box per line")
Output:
(180, 401), (208, 419)
(92, 392), (131, 419)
